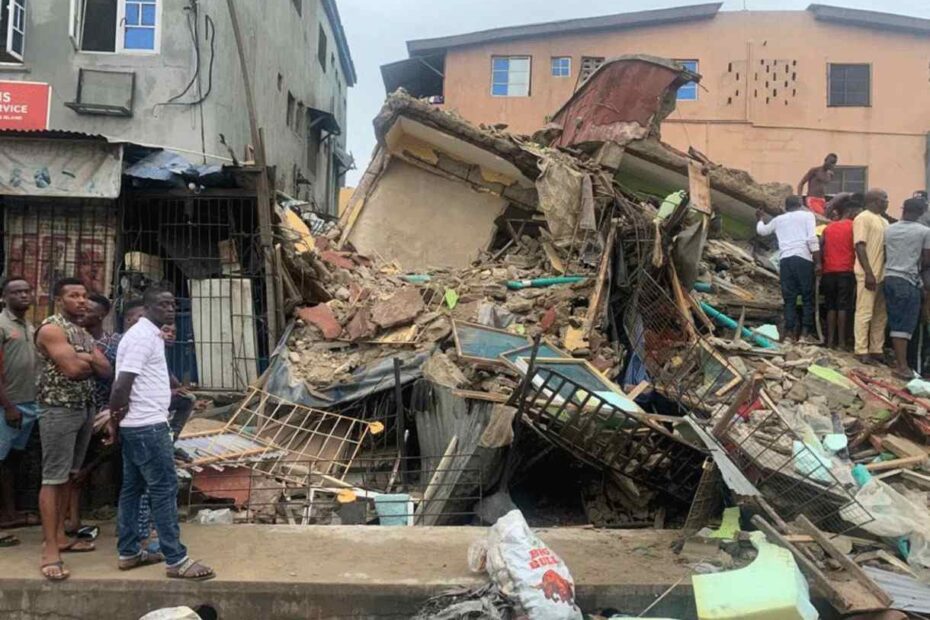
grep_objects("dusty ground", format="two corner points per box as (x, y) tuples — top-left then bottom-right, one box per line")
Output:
(0, 523), (687, 586)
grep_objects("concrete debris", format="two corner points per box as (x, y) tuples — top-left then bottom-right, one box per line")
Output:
(370, 287), (426, 329)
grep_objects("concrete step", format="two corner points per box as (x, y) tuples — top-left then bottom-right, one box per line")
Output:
(0, 524), (697, 619)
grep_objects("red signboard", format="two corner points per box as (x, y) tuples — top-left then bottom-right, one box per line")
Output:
(0, 81), (51, 130)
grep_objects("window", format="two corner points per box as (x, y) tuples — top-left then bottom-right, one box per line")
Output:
(825, 166), (868, 195)
(491, 56), (530, 97)
(286, 91), (295, 128)
(317, 25), (327, 71)
(551, 56), (571, 78)
(295, 101), (304, 134)
(69, 0), (160, 53)
(291, 0), (301, 16)
(122, 0), (158, 50)
(828, 63), (870, 107)
(676, 60), (699, 101)
(578, 57), (604, 83)
(0, 0), (25, 62)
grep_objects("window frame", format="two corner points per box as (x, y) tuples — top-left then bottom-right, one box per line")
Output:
(825, 165), (868, 195)
(69, 0), (162, 55)
(490, 55), (531, 98)
(676, 59), (699, 102)
(550, 56), (571, 78)
(827, 63), (871, 108)
(1, 0), (25, 62)
(317, 24), (327, 72)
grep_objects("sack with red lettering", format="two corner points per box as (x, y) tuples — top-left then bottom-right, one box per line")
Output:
(480, 509), (582, 619)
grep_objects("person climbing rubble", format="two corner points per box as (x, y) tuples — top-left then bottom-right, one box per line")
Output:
(756, 195), (821, 344)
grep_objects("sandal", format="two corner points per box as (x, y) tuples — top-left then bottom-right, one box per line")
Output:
(65, 525), (100, 541)
(0, 533), (19, 547)
(60, 539), (95, 553)
(167, 558), (215, 581)
(40, 561), (70, 582)
(118, 550), (165, 571)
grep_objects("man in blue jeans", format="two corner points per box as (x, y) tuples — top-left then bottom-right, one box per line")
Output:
(756, 195), (822, 343)
(883, 198), (930, 380)
(110, 286), (214, 580)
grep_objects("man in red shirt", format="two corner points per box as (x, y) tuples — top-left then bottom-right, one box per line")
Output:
(820, 195), (863, 349)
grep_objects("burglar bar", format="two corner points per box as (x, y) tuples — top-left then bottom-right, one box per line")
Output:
(116, 192), (269, 391)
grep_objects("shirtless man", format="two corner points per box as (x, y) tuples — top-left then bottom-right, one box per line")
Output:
(798, 153), (838, 216)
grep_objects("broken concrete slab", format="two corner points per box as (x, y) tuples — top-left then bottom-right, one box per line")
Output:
(371, 287), (426, 329)
(297, 304), (342, 340)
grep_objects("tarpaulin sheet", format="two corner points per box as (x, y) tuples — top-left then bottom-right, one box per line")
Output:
(264, 323), (431, 408)
(0, 138), (122, 198)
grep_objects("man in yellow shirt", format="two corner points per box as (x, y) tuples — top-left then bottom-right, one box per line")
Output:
(853, 189), (890, 364)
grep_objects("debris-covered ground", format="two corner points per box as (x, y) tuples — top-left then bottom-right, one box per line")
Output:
(174, 56), (930, 619)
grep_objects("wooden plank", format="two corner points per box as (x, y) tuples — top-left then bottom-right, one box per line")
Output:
(750, 515), (852, 614)
(880, 434), (929, 459)
(451, 390), (510, 403)
(864, 455), (928, 472)
(711, 372), (762, 439)
(581, 222), (616, 340)
(541, 239), (566, 274)
(627, 381), (651, 400)
(687, 159), (713, 215)
(796, 515), (893, 607)
(668, 261), (697, 341)
(415, 436), (458, 526)
(901, 469), (930, 490)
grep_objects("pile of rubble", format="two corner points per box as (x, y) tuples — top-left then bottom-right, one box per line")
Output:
(178, 55), (930, 619)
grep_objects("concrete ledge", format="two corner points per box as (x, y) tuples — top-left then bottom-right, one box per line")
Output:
(0, 525), (697, 619)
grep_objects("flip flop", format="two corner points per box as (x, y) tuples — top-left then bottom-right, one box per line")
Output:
(60, 539), (95, 553)
(0, 533), (20, 547)
(65, 525), (100, 541)
(167, 558), (215, 581)
(40, 561), (70, 582)
(118, 550), (165, 571)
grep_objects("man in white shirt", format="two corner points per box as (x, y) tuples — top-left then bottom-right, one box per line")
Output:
(756, 195), (823, 344)
(109, 287), (214, 581)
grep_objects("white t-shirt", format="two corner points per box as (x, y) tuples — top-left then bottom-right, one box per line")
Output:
(756, 209), (820, 261)
(115, 317), (171, 428)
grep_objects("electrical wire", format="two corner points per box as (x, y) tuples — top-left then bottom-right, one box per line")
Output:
(154, 0), (215, 109)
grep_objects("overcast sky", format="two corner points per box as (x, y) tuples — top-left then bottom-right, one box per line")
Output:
(338, 0), (930, 185)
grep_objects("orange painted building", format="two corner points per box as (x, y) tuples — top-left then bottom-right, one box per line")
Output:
(382, 4), (930, 213)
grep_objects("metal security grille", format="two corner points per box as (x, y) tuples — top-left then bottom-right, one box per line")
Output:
(0, 197), (118, 322)
(117, 192), (269, 390)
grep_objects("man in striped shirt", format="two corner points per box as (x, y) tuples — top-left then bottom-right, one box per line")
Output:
(109, 287), (214, 580)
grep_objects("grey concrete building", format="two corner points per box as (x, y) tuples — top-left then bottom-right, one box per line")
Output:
(0, 0), (355, 214)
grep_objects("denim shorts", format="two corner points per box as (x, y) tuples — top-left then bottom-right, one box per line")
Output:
(37, 405), (94, 485)
(0, 402), (38, 461)
(884, 276), (922, 340)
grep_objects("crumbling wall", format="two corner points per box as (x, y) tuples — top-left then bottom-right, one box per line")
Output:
(347, 159), (506, 270)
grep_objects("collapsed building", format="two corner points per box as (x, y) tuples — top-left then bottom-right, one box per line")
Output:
(174, 56), (930, 617)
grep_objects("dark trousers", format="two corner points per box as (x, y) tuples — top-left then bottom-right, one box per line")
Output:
(780, 255), (815, 333)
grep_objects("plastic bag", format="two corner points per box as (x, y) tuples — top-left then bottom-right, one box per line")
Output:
(194, 508), (233, 525)
(847, 478), (930, 569)
(483, 510), (582, 620)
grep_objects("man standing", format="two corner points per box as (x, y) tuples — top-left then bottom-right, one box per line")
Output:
(0, 278), (38, 541)
(820, 197), (862, 349)
(34, 278), (111, 581)
(110, 287), (214, 580)
(853, 189), (891, 365)
(756, 195), (822, 344)
(883, 198), (930, 379)
(797, 153), (838, 216)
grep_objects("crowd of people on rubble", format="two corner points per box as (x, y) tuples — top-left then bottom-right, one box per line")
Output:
(0, 277), (214, 582)
(757, 152), (930, 380)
